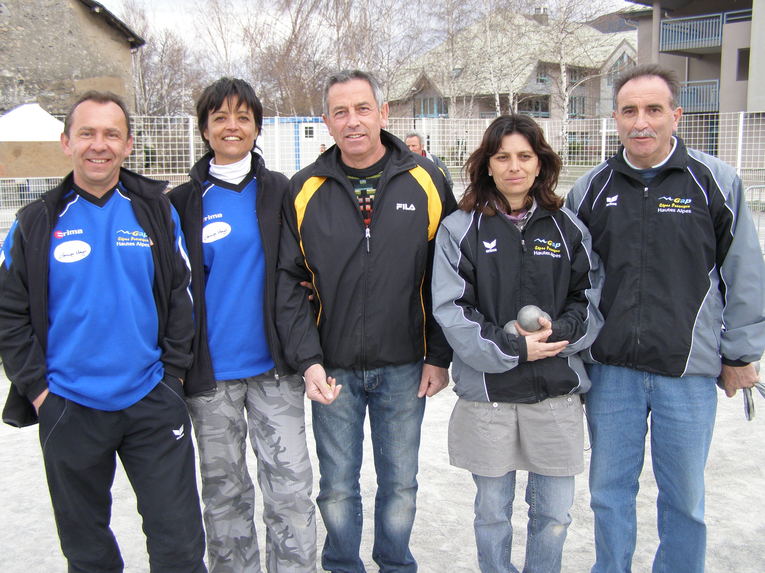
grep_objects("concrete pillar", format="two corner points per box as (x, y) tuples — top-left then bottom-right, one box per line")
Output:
(652, 2), (661, 64)
(748, 0), (765, 111)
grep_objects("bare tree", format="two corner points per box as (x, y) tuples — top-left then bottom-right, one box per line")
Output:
(240, 0), (327, 115)
(410, 0), (541, 119)
(237, 0), (426, 115)
(544, 0), (625, 165)
(121, 0), (205, 115)
(355, 0), (426, 99)
(192, 0), (249, 78)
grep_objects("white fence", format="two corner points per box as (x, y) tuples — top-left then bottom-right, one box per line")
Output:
(2, 111), (765, 243)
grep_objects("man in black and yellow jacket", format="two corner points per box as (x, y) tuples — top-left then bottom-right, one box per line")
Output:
(276, 70), (455, 573)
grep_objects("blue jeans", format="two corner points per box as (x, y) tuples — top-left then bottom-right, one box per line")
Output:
(473, 472), (574, 573)
(586, 364), (717, 573)
(312, 361), (426, 573)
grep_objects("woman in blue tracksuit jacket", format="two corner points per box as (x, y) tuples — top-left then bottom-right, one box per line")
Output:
(432, 115), (603, 573)
(168, 78), (315, 573)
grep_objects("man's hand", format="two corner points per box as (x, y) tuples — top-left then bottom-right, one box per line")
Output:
(32, 388), (49, 414)
(417, 364), (449, 398)
(720, 363), (759, 398)
(304, 363), (341, 404)
(299, 280), (315, 302)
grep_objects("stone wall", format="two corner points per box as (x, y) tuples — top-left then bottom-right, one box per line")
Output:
(0, 0), (136, 115)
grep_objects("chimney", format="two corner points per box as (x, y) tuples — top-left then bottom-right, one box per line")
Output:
(532, 6), (549, 26)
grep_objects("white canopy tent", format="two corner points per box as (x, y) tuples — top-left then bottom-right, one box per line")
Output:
(0, 103), (64, 142)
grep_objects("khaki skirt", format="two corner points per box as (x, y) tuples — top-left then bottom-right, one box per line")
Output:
(448, 395), (584, 478)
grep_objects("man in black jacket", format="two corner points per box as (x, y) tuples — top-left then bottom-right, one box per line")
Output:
(276, 70), (456, 572)
(0, 92), (206, 573)
(566, 65), (765, 573)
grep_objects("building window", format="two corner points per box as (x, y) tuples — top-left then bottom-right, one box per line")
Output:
(737, 48), (750, 81)
(518, 96), (550, 118)
(304, 125), (314, 138)
(568, 67), (587, 85)
(607, 52), (635, 86)
(569, 95), (586, 117)
(536, 65), (550, 84)
(417, 97), (448, 117)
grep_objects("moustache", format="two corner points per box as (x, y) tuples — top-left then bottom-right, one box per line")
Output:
(628, 129), (656, 139)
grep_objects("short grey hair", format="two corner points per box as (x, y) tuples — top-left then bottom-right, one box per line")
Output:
(404, 132), (425, 146)
(64, 90), (132, 137)
(614, 63), (680, 109)
(322, 69), (385, 117)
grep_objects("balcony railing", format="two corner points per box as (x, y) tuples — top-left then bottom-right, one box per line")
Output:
(661, 14), (722, 51)
(724, 9), (753, 24)
(678, 80), (719, 113)
(660, 10), (752, 53)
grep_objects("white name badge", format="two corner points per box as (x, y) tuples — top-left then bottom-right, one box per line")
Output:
(202, 221), (232, 243)
(53, 240), (91, 263)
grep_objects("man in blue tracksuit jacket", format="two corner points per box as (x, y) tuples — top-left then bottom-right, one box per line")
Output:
(565, 64), (765, 573)
(0, 92), (206, 573)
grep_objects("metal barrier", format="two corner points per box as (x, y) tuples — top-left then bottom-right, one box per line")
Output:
(746, 185), (765, 252)
(3, 111), (765, 242)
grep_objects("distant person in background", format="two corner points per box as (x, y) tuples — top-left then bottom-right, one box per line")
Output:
(169, 78), (316, 573)
(405, 131), (453, 188)
(0, 91), (206, 572)
(432, 114), (603, 573)
(319, 143), (327, 155)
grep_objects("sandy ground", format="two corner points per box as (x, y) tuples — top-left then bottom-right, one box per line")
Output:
(0, 370), (763, 573)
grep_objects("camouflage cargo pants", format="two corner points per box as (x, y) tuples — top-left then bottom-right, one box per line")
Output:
(187, 371), (316, 572)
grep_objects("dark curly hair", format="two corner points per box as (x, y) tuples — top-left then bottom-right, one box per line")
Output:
(460, 114), (562, 215)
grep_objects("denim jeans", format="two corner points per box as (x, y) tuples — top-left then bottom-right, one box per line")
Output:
(473, 471), (574, 573)
(312, 361), (426, 573)
(586, 364), (717, 573)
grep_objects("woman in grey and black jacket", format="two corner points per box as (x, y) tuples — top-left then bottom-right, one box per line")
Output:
(432, 114), (603, 573)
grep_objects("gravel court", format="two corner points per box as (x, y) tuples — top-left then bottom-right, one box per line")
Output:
(0, 368), (763, 572)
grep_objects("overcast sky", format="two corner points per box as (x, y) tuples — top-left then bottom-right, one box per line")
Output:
(100, 0), (640, 34)
(100, 0), (190, 30)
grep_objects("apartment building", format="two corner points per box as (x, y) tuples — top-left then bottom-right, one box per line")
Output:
(626, 0), (763, 113)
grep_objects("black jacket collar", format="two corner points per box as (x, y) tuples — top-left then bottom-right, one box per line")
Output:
(608, 136), (689, 183)
(311, 130), (418, 180)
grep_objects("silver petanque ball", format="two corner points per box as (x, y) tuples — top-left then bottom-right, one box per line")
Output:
(516, 305), (551, 332)
(503, 320), (518, 335)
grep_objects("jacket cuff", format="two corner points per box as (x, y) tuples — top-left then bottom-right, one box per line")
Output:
(25, 378), (49, 405)
(299, 359), (323, 377)
(518, 336), (529, 363)
(721, 357), (750, 368)
(424, 355), (451, 369)
(163, 365), (186, 379)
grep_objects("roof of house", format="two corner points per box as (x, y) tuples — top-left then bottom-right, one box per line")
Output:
(388, 12), (636, 102)
(625, 0), (752, 11)
(77, 0), (145, 49)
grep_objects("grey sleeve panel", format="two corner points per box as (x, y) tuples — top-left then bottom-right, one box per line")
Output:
(432, 211), (523, 374)
(689, 150), (765, 364)
(564, 162), (609, 214)
(557, 207), (605, 357)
